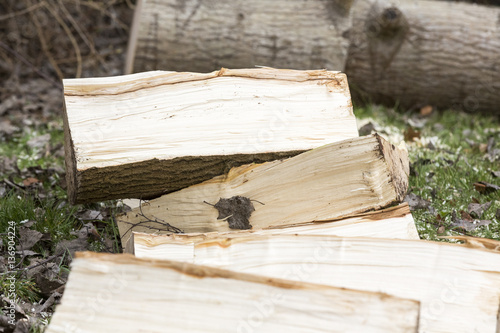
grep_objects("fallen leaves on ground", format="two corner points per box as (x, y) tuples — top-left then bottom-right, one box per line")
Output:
(419, 105), (433, 116)
(404, 127), (421, 142)
(404, 193), (435, 214)
(468, 201), (492, 218)
(451, 219), (492, 232)
(451, 210), (492, 232)
(473, 181), (500, 194)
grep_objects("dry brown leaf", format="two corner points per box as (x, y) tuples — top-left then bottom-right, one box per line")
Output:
(419, 105), (433, 116)
(22, 177), (41, 186)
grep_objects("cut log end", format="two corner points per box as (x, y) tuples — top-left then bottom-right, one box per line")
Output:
(375, 134), (409, 202)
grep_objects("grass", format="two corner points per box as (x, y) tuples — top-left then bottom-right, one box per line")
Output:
(0, 274), (40, 303)
(0, 192), (80, 246)
(355, 105), (500, 241)
(0, 119), (121, 322)
(0, 122), (65, 171)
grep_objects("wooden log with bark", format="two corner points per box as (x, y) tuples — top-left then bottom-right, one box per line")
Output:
(62, 68), (357, 204)
(45, 252), (421, 333)
(125, 0), (354, 73)
(345, 0), (500, 113)
(126, 0), (500, 114)
(132, 234), (500, 333)
(126, 203), (419, 254)
(117, 134), (409, 245)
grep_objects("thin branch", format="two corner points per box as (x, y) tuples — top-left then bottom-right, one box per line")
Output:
(0, 255), (59, 275)
(44, 1), (82, 78)
(78, 1), (129, 31)
(17, 255), (59, 272)
(120, 199), (183, 239)
(57, 0), (109, 71)
(27, 0), (64, 81)
(0, 1), (45, 21)
(0, 41), (62, 89)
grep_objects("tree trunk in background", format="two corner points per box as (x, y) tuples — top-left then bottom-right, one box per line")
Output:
(126, 0), (354, 73)
(345, 0), (500, 113)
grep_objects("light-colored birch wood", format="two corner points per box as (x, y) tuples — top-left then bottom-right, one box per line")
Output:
(136, 234), (500, 333)
(117, 134), (409, 245)
(126, 0), (354, 73)
(441, 235), (500, 252)
(45, 252), (420, 333)
(128, 203), (419, 254)
(63, 68), (357, 204)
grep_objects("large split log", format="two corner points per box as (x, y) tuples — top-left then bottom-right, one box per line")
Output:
(46, 252), (421, 333)
(345, 0), (500, 113)
(127, 203), (419, 254)
(127, 0), (500, 114)
(63, 68), (356, 204)
(126, 0), (354, 73)
(133, 234), (500, 333)
(117, 134), (409, 245)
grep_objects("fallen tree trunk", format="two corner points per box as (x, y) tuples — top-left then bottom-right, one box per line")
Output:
(117, 134), (409, 245)
(127, 203), (419, 254)
(345, 0), (500, 113)
(63, 68), (357, 204)
(126, 0), (500, 114)
(126, 0), (354, 73)
(46, 252), (421, 333)
(132, 234), (500, 333)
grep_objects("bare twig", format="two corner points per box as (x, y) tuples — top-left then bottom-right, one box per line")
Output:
(124, 0), (135, 10)
(0, 1), (45, 21)
(0, 255), (59, 275)
(27, 0), (64, 81)
(16, 255), (59, 272)
(0, 41), (62, 89)
(79, 1), (129, 31)
(39, 292), (62, 312)
(120, 199), (183, 240)
(57, 0), (109, 71)
(44, 1), (82, 78)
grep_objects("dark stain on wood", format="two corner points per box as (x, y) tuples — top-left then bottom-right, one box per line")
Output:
(211, 195), (255, 230)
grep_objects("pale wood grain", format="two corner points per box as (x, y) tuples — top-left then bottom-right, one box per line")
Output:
(63, 68), (357, 203)
(45, 252), (420, 333)
(133, 234), (500, 333)
(117, 134), (409, 245)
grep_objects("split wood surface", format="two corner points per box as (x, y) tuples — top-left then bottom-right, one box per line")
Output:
(63, 68), (357, 204)
(117, 134), (409, 245)
(133, 234), (500, 333)
(127, 203), (419, 254)
(45, 252), (420, 333)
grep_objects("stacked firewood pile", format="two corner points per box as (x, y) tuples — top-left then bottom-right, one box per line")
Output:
(43, 67), (500, 333)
